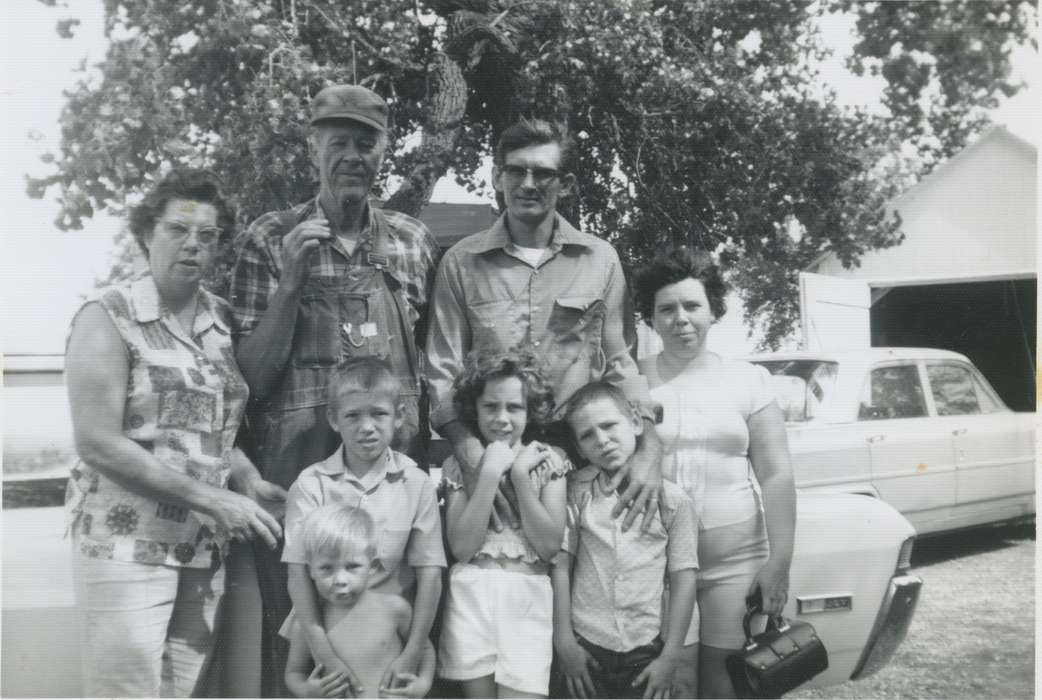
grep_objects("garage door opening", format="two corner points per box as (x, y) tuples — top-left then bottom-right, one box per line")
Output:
(869, 279), (1036, 411)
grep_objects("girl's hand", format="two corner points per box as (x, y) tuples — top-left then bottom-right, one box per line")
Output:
(556, 636), (600, 698)
(304, 664), (354, 699)
(480, 440), (516, 478)
(511, 441), (550, 477)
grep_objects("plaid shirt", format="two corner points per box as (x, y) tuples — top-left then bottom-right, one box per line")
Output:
(229, 198), (440, 338)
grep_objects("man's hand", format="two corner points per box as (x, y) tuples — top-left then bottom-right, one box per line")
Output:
(281, 218), (331, 293)
(634, 651), (681, 699)
(608, 425), (664, 532)
(556, 636), (600, 699)
(302, 664), (354, 699)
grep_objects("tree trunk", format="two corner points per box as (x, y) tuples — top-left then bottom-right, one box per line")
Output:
(384, 53), (468, 217)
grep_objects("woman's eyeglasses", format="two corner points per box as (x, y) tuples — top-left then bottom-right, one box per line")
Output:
(158, 219), (222, 246)
(499, 164), (561, 186)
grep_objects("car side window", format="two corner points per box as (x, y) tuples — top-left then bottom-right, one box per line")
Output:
(858, 364), (928, 420)
(926, 363), (984, 416)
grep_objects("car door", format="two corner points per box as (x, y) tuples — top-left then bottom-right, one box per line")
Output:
(855, 361), (957, 531)
(925, 361), (1035, 508)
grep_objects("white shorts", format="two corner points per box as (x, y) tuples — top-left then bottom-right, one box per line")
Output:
(437, 562), (553, 695)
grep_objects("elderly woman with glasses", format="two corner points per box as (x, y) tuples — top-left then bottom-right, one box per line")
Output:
(64, 168), (285, 697)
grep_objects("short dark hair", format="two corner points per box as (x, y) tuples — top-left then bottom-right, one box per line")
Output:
(453, 343), (555, 443)
(326, 356), (402, 415)
(495, 118), (574, 171)
(128, 168), (235, 258)
(634, 247), (728, 322)
(563, 381), (634, 431)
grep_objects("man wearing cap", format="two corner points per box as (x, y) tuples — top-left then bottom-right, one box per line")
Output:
(228, 84), (440, 696)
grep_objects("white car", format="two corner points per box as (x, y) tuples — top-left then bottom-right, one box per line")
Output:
(2, 489), (921, 696)
(748, 347), (1036, 535)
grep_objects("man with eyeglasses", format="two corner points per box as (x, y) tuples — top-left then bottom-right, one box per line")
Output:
(227, 84), (440, 696)
(426, 117), (663, 533)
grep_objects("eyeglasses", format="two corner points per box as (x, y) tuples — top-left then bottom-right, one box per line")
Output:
(499, 164), (562, 186)
(157, 219), (222, 246)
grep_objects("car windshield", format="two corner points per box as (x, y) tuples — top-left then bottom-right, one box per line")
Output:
(750, 360), (839, 422)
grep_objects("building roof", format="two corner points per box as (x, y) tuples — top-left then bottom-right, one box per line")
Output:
(418, 202), (497, 250)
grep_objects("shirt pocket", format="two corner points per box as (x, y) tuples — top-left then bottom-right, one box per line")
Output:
(466, 298), (518, 349)
(544, 296), (606, 379)
(377, 527), (411, 575)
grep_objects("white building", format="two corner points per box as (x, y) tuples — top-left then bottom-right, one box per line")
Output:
(802, 126), (1037, 410)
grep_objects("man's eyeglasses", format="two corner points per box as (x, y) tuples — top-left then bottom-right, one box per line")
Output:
(499, 164), (562, 186)
(158, 220), (222, 246)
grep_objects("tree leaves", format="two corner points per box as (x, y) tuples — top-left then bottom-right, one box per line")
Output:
(29, 0), (1034, 347)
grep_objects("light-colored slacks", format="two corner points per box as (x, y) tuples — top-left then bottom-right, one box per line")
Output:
(71, 543), (225, 697)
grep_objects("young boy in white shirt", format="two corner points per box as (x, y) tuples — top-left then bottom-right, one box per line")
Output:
(552, 382), (699, 698)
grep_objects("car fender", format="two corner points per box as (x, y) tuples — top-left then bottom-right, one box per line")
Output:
(783, 492), (917, 689)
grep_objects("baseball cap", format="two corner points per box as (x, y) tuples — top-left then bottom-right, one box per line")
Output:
(309, 84), (388, 131)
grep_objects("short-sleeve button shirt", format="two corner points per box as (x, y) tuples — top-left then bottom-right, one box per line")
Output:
(562, 466), (698, 652)
(283, 448), (446, 595)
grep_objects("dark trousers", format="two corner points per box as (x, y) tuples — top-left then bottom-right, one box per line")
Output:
(552, 636), (664, 699)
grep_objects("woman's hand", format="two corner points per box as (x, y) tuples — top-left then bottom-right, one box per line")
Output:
(748, 558), (790, 616)
(205, 488), (282, 549)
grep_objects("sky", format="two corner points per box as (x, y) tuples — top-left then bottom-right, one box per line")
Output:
(1, 1), (1038, 357)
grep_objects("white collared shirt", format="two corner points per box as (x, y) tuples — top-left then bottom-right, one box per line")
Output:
(282, 448), (446, 595)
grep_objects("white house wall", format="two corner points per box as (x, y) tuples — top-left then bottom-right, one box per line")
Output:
(814, 128), (1037, 283)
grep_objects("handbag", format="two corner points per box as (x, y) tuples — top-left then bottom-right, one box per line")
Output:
(726, 603), (829, 698)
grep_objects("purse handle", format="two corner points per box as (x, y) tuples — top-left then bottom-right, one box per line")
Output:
(741, 592), (792, 649)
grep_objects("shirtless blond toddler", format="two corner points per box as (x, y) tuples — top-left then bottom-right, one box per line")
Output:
(284, 505), (435, 698)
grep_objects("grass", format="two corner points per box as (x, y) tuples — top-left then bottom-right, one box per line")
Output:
(792, 522), (1035, 699)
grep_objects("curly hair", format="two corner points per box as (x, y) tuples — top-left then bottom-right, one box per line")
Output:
(128, 168), (236, 258)
(634, 247), (729, 322)
(452, 343), (555, 443)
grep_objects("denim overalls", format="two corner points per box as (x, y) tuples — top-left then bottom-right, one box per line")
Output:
(244, 206), (428, 697)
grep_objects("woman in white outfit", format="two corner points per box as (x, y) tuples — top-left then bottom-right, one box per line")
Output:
(634, 248), (796, 698)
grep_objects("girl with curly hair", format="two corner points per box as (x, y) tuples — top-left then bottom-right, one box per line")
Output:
(437, 343), (571, 698)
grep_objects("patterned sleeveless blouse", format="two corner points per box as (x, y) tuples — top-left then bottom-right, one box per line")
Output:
(65, 273), (249, 568)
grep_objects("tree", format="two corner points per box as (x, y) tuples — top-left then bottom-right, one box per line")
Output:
(28, 0), (1035, 347)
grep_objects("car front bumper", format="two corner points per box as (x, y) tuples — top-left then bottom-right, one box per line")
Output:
(850, 573), (923, 679)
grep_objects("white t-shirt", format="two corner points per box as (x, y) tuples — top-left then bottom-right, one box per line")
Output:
(511, 244), (545, 267)
(641, 355), (775, 530)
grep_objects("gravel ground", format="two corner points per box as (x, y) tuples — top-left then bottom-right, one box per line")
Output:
(792, 521), (1035, 700)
